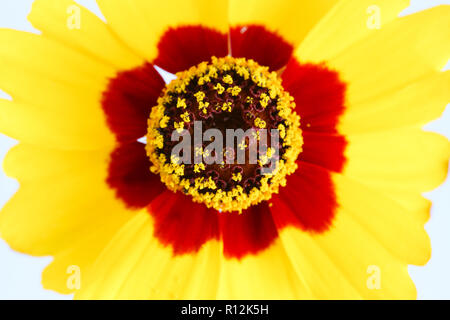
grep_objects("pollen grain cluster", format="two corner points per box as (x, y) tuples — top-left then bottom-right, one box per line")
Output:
(147, 56), (302, 212)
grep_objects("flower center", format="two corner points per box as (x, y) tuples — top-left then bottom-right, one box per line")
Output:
(147, 56), (302, 212)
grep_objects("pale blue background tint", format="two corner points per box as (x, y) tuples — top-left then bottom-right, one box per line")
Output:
(0, 0), (449, 299)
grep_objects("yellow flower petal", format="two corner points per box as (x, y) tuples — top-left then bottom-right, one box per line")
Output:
(0, 144), (133, 294)
(272, 170), (432, 299)
(28, 0), (142, 69)
(0, 29), (114, 88)
(298, 0), (410, 63)
(28, 0), (143, 70)
(75, 214), (308, 299)
(216, 240), (308, 299)
(42, 215), (132, 294)
(229, 0), (337, 46)
(280, 208), (418, 299)
(277, 226), (362, 299)
(339, 71), (450, 133)
(333, 173), (431, 267)
(0, 29), (117, 148)
(344, 128), (450, 195)
(96, 0), (228, 61)
(75, 212), (221, 299)
(321, 6), (450, 103)
(0, 98), (114, 149)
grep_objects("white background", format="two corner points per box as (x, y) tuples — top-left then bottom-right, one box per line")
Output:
(0, 0), (449, 299)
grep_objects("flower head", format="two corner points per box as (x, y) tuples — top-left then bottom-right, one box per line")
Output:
(0, 0), (449, 299)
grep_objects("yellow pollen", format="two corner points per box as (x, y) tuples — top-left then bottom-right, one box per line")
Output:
(197, 76), (211, 85)
(238, 140), (247, 150)
(214, 83), (225, 94)
(222, 102), (232, 112)
(194, 163), (206, 173)
(254, 117), (267, 129)
(227, 86), (242, 96)
(232, 172), (243, 182)
(198, 101), (210, 114)
(194, 91), (205, 102)
(159, 115), (170, 128)
(195, 146), (203, 157)
(177, 98), (187, 109)
(260, 93), (270, 108)
(170, 155), (180, 165)
(174, 121), (184, 132)
(278, 124), (286, 139)
(154, 133), (163, 149)
(180, 112), (190, 123)
(222, 74), (233, 84)
(146, 56), (303, 213)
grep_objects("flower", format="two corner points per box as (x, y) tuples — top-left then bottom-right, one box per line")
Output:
(0, 0), (449, 299)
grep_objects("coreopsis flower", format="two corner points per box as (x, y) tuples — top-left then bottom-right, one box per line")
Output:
(0, 0), (449, 299)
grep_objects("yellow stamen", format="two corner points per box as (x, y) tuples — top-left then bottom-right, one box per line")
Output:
(214, 83), (225, 94)
(254, 117), (267, 129)
(176, 97), (187, 109)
